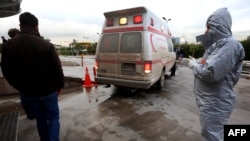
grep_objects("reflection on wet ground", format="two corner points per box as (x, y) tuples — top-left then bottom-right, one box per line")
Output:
(98, 88), (200, 141)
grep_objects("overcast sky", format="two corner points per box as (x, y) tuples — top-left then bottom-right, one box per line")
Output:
(1, 0), (250, 45)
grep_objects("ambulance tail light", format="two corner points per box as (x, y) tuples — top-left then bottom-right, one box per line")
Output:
(133, 15), (143, 24)
(119, 17), (128, 25)
(107, 18), (114, 26)
(144, 61), (152, 73)
(95, 61), (99, 70)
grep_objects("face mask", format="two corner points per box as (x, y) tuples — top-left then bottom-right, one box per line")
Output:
(196, 32), (212, 50)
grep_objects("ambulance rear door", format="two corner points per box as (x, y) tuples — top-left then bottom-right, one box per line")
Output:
(96, 33), (120, 79)
(96, 7), (148, 81)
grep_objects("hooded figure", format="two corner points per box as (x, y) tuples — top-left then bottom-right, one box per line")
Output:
(188, 8), (245, 141)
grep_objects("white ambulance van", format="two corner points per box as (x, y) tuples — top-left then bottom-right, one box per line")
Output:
(95, 6), (176, 90)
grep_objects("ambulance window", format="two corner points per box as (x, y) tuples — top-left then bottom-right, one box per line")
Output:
(100, 33), (119, 53)
(167, 38), (173, 52)
(120, 32), (141, 53)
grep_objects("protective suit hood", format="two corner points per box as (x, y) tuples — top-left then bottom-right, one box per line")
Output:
(196, 8), (232, 49)
(207, 8), (232, 41)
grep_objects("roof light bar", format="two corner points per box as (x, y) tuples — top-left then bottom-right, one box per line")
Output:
(119, 17), (128, 25)
(107, 18), (114, 26)
(133, 15), (143, 24)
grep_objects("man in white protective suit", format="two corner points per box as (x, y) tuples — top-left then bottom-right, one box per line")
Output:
(188, 8), (245, 141)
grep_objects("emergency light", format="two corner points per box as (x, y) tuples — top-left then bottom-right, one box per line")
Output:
(133, 15), (143, 24)
(107, 18), (114, 26)
(119, 17), (128, 25)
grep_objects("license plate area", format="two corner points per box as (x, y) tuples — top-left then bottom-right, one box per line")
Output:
(121, 63), (136, 75)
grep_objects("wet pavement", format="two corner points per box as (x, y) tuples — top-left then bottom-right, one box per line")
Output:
(16, 66), (250, 141)
(0, 56), (249, 141)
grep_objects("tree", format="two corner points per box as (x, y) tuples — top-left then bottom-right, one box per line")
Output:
(193, 44), (205, 58)
(179, 44), (190, 58)
(56, 47), (72, 55)
(240, 39), (250, 60)
(247, 35), (250, 41)
(87, 42), (97, 55)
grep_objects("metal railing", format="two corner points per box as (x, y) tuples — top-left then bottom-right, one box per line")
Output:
(176, 58), (250, 79)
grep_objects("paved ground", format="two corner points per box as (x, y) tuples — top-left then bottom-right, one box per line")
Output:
(0, 56), (249, 141)
(15, 67), (250, 141)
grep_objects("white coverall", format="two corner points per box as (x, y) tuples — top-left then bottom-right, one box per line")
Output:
(190, 8), (245, 141)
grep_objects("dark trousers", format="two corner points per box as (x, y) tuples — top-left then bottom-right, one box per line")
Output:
(20, 92), (60, 141)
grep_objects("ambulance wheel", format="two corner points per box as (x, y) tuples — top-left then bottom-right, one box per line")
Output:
(156, 70), (165, 89)
(170, 63), (176, 76)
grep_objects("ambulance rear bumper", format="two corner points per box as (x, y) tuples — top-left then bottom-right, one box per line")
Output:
(95, 76), (152, 89)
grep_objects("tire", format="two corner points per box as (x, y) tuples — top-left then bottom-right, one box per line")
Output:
(156, 70), (165, 90)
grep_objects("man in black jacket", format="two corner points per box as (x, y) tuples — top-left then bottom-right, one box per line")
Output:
(1, 12), (64, 141)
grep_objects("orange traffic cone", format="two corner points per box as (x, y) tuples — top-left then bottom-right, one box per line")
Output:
(82, 66), (93, 87)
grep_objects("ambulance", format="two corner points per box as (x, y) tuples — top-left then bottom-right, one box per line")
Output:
(95, 6), (176, 90)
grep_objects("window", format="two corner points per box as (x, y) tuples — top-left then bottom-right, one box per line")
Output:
(167, 38), (173, 52)
(100, 33), (119, 53)
(120, 32), (142, 53)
